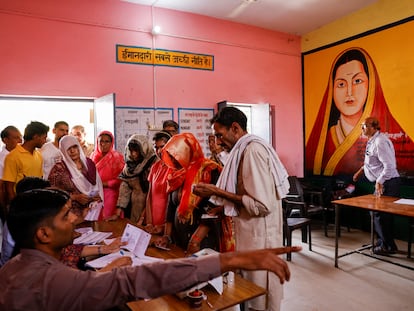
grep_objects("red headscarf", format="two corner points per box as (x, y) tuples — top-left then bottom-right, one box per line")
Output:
(162, 133), (222, 222)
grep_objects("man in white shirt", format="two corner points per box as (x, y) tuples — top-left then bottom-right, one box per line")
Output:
(353, 117), (400, 255)
(40, 121), (69, 179)
(70, 125), (94, 157)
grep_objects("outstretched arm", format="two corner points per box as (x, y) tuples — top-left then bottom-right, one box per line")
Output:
(219, 246), (301, 284)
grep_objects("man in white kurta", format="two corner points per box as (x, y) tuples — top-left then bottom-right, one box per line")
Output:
(193, 107), (290, 311)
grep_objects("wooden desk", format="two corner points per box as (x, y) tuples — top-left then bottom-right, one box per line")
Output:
(127, 274), (266, 311)
(332, 194), (414, 270)
(83, 219), (267, 310)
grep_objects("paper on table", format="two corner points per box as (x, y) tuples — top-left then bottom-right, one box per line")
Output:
(86, 224), (157, 269)
(74, 231), (113, 245)
(86, 251), (163, 269)
(394, 198), (414, 205)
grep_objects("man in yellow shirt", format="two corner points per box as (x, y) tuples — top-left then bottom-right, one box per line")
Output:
(2, 121), (49, 205)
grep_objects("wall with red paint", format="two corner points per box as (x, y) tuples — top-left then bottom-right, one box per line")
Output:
(0, 0), (303, 175)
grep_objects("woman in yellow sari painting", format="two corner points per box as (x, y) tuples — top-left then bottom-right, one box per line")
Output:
(306, 47), (414, 176)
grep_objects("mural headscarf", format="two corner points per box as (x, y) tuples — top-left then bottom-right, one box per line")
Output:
(306, 47), (414, 176)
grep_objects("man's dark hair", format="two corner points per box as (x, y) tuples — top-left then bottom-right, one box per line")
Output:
(16, 177), (51, 194)
(211, 107), (248, 131)
(8, 189), (70, 248)
(54, 121), (69, 129)
(1, 125), (20, 140)
(153, 130), (171, 142)
(162, 120), (179, 130)
(23, 121), (49, 141)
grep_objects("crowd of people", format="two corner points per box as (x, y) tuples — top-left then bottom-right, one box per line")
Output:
(0, 113), (303, 311)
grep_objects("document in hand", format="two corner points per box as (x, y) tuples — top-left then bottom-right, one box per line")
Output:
(85, 224), (157, 269)
(84, 201), (104, 221)
(121, 223), (152, 257)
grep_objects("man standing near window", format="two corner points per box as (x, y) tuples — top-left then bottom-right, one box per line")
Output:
(0, 126), (22, 221)
(70, 125), (94, 157)
(2, 121), (49, 205)
(41, 121), (69, 179)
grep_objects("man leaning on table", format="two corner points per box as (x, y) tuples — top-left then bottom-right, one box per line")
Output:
(353, 116), (401, 255)
(0, 188), (300, 311)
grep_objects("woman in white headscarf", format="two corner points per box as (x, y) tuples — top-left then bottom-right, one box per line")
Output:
(48, 135), (103, 220)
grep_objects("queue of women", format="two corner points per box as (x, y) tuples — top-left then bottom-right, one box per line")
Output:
(47, 126), (233, 257)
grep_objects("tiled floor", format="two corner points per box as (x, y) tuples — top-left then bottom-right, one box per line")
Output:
(281, 227), (414, 311)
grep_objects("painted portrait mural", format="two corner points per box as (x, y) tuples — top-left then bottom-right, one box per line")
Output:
(304, 18), (414, 177)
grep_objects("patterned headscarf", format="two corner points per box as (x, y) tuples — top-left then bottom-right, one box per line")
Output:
(119, 134), (156, 178)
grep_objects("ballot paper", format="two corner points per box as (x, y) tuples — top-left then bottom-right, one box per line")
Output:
(85, 224), (156, 269)
(176, 248), (223, 299)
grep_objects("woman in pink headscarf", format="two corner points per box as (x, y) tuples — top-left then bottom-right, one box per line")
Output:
(90, 131), (124, 220)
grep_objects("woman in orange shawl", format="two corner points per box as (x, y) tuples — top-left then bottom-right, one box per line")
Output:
(306, 47), (414, 177)
(90, 131), (125, 220)
(155, 133), (235, 255)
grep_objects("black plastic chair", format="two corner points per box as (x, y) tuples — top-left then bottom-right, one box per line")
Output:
(285, 176), (326, 238)
(282, 197), (312, 261)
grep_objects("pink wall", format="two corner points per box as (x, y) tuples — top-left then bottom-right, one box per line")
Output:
(0, 0), (304, 176)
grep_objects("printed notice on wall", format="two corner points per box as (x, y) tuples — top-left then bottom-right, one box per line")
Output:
(178, 108), (214, 157)
(115, 107), (173, 153)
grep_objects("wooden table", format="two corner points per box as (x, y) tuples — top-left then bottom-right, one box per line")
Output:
(83, 219), (267, 310)
(127, 274), (266, 311)
(332, 194), (414, 270)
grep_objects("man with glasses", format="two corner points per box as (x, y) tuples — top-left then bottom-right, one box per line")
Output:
(353, 116), (400, 255)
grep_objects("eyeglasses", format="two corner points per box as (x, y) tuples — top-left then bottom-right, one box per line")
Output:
(361, 123), (371, 129)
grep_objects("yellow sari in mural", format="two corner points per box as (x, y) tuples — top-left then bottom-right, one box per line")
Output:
(306, 47), (414, 176)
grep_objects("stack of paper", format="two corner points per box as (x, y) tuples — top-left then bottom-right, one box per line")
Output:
(74, 227), (113, 245)
(85, 224), (160, 269)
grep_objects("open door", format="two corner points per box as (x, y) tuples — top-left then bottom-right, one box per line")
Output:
(218, 101), (272, 144)
(94, 93), (116, 147)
